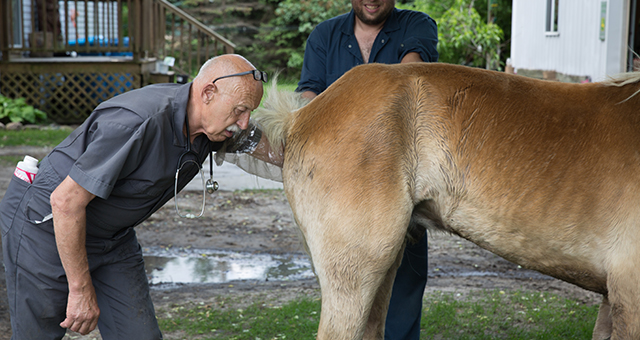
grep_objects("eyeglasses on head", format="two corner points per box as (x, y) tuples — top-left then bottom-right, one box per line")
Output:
(211, 70), (268, 84)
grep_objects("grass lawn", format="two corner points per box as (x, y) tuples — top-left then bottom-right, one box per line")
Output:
(157, 289), (598, 340)
(0, 128), (72, 166)
(0, 128), (72, 148)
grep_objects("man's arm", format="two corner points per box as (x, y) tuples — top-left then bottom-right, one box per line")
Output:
(50, 176), (99, 335)
(219, 121), (284, 168)
(398, 11), (439, 63)
(401, 52), (423, 63)
(296, 25), (329, 97)
(249, 133), (284, 168)
(301, 90), (317, 101)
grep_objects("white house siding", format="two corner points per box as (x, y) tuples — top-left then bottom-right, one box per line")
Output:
(511, 0), (629, 81)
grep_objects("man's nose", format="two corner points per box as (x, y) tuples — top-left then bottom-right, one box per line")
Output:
(237, 112), (250, 130)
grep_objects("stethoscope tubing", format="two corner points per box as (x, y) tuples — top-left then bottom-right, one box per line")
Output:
(174, 114), (218, 218)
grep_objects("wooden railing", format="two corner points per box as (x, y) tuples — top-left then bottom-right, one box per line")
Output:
(154, 0), (235, 79)
(0, 0), (235, 76)
(1, 0), (139, 58)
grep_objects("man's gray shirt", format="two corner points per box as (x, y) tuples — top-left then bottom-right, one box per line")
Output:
(39, 83), (217, 238)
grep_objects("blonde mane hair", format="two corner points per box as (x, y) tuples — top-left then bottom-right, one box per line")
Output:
(252, 77), (309, 154)
(602, 71), (640, 86)
(602, 71), (640, 103)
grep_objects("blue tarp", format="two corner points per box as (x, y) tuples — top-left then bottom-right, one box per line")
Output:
(68, 36), (132, 56)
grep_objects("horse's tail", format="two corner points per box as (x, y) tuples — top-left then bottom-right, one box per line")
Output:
(602, 72), (640, 103)
(253, 78), (309, 154)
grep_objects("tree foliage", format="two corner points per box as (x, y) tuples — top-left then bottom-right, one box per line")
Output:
(472, 0), (513, 67)
(270, 0), (350, 66)
(176, 0), (510, 76)
(241, 0), (351, 80)
(399, 0), (503, 69)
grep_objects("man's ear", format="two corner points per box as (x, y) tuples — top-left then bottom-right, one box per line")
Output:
(202, 83), (217, 104)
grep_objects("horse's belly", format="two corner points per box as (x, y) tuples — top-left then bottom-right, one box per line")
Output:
(413, 202), (609, 294)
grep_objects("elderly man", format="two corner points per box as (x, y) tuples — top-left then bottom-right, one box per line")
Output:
(0, 54), (276, 339)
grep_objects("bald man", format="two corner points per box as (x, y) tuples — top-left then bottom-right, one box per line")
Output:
(0, 54), (273, 339)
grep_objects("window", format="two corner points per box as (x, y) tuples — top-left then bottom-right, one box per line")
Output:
(546, 0), (559, 34)
(11, 0), (23, 46)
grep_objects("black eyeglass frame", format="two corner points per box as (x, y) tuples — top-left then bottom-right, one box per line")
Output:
(211, 70), (268, 84)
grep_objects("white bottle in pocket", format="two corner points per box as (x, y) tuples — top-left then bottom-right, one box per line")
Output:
(14, 155), (39, 183)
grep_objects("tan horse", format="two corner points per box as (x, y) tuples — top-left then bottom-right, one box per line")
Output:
(253, 62), (640, 340)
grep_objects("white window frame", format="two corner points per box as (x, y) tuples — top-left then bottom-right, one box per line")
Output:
(546, 0), (560, 36)
(11, 0), (23, 47)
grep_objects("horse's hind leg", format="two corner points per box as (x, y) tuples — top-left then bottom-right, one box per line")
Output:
(312, 226), (408, 340)
(297, 202), (412, 340)
(606, 239), (640, 339)
(363, 242), (406, 339)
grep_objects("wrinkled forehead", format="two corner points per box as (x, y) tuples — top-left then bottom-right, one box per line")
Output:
(227, 78), (264, 109)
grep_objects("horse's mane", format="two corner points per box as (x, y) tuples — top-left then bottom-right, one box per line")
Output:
(253, 77), (309, 154)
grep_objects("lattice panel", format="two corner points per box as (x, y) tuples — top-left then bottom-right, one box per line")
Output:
(1, 71), (141, 124)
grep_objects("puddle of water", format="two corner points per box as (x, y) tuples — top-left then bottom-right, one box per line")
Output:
(143, 247), (314, 285)
(143, 248), (554, 287)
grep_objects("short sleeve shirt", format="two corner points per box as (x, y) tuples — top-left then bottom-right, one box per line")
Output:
(41, 83), (220, 238)
(296, 8), (438, 95)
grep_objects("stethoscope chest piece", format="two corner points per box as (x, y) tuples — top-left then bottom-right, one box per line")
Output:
(206, 178), (219, 194)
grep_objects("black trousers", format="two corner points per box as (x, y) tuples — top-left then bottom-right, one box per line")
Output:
(385, 235), (428, 340)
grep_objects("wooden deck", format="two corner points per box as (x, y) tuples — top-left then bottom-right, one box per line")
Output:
(0, 0), (234, 124)
(0, 57), (161, 124)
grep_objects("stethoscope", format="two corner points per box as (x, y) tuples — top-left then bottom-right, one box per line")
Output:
(174, 115), (219, 218)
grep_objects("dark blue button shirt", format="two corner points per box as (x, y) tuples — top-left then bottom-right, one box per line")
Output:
(297, 8), (438, 95)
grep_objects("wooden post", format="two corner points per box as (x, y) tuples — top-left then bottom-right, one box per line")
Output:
(132, 0), (142, 61)
(142, 0), (151, 58)
(0, 0), (9, 61)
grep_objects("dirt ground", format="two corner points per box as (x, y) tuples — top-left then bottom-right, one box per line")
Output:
(0, 147), (602, 339)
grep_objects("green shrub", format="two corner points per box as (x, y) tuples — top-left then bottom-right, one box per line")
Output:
(0, 96), (47, 124)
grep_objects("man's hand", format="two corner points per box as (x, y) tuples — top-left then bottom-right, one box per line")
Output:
(60, 285), (100, 334)
(51, 176), (99, 335)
